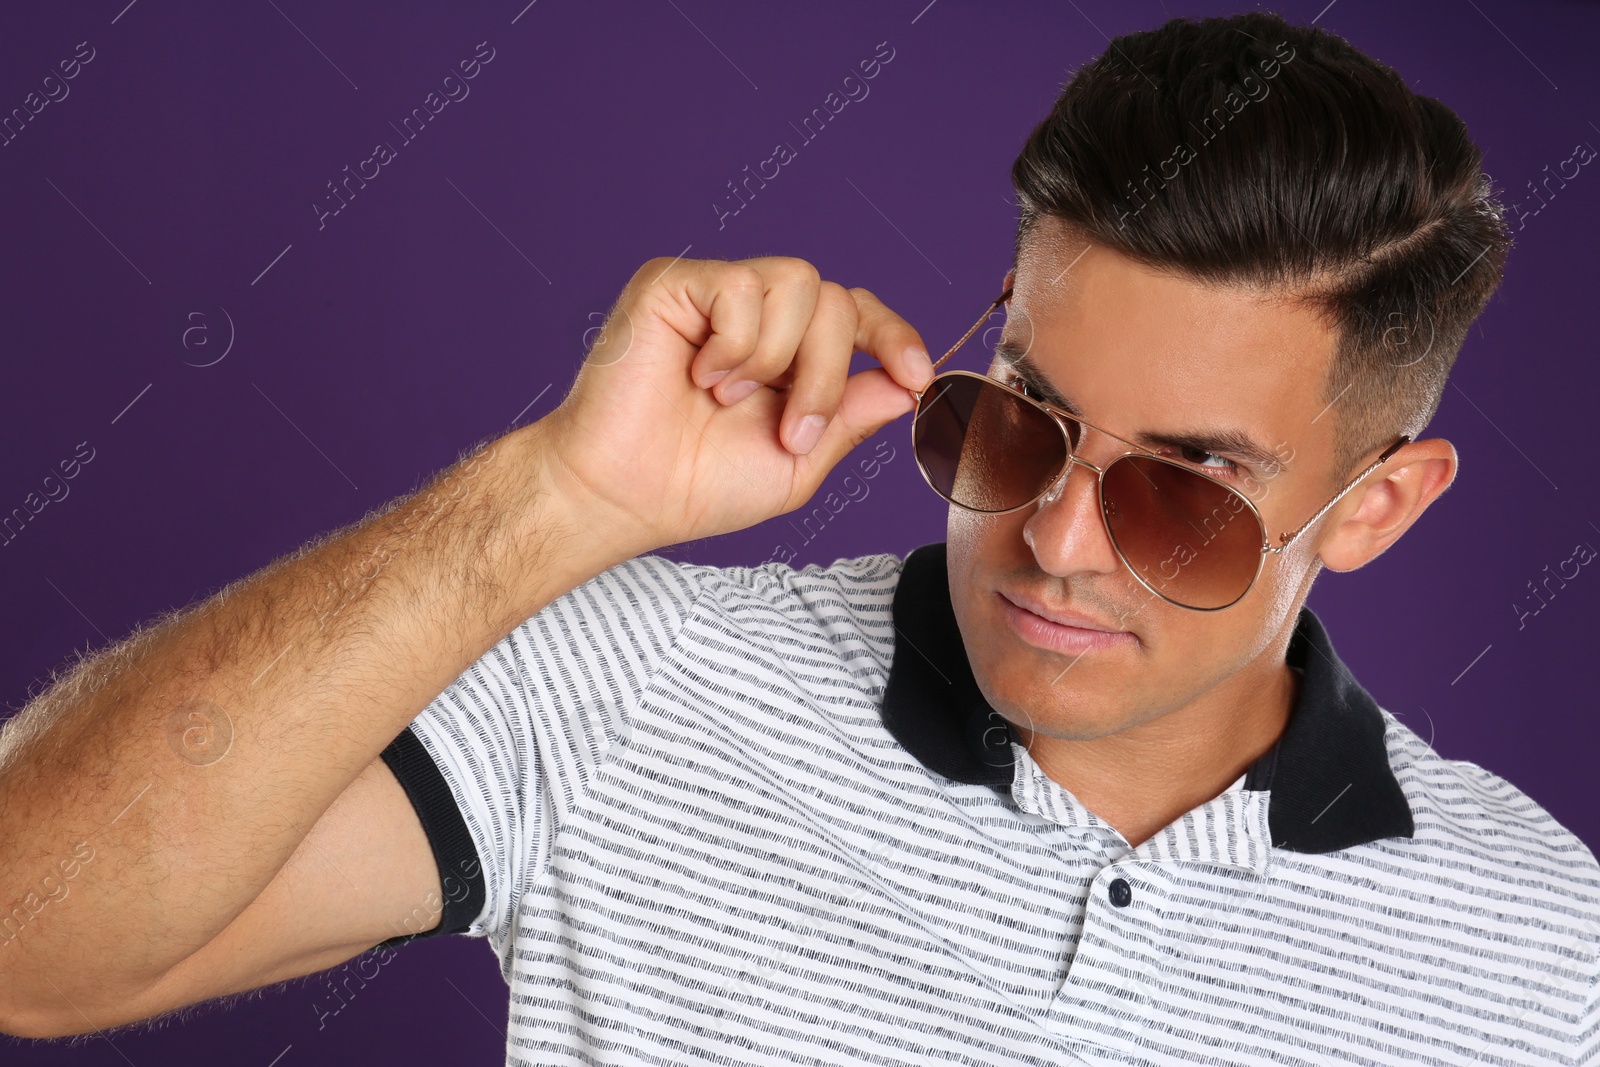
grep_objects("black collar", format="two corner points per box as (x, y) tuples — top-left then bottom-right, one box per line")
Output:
(880, 542), (1414, 854)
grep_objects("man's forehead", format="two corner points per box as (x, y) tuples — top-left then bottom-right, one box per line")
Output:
(1006, 236), (1335, 380)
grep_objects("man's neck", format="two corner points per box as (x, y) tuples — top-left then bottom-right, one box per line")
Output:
(1014, 659), (1301, 849)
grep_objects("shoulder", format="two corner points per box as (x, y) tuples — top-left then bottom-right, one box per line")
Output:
(605, 548), (907, 600)
(1373, 709), (1600, 1037)
(669, 548), (908, 674)
(690, 548), (906, 613)
(565, 547), (909, 646)
(575, 551), (712, 606)
(1378, 705), (1600, 896)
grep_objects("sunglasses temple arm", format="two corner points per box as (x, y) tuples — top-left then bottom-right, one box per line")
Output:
(920, 287), (1014, 392)
(1269, 435), (1412, 552)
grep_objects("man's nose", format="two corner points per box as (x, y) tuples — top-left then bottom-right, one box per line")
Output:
(1021, 456), (1126, 581)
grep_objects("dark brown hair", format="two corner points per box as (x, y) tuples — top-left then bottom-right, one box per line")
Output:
(1009, 10), (1511, 478)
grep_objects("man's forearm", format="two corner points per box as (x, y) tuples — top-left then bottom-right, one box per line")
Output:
(0, 419), (628, 1017)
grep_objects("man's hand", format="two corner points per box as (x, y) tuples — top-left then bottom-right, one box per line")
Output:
(540, 255), (934, 558)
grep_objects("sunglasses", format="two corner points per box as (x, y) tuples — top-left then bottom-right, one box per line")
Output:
(909, 288), (1410, 611)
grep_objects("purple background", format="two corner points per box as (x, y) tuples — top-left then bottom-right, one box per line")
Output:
(2, 0), (1595, 1063)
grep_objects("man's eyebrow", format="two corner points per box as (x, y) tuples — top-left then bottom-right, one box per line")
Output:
(994, 339), (1082, 415)
(992, 339), (1284, 472)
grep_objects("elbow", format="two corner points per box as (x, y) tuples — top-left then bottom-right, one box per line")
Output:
(0, 977), (120, 1040)
(0, 997), (151, 1040)
(0, 1004), (71, 1040)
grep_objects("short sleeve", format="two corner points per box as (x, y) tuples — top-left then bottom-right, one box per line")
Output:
(377, 553), (710, 963)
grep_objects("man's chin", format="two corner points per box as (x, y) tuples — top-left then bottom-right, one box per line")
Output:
(1010, 710), (1137, 746)
(983, 675), (1138, 741)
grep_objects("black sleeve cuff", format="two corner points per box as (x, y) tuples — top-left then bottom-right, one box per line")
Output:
(375, 724), (487, 949)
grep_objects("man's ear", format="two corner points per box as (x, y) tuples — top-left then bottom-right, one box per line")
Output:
(1001, 268), (1015, 297)
(1318, 438), (1457, 572)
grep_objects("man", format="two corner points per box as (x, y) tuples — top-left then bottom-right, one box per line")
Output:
(2, 10), (1596, 1065)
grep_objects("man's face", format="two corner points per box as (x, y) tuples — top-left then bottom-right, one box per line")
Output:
(947, 219), (1348, 742)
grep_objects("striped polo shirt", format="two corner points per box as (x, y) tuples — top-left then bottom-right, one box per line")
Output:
(378, 540), (1600, 1065)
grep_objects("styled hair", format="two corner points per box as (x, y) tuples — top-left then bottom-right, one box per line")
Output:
(1008, 10), (1511, 479)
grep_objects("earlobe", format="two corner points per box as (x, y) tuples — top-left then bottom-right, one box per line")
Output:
(1317, 439), (1457, 572)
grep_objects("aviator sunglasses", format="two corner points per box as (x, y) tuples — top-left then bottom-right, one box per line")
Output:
(909, 288), (1410, 611)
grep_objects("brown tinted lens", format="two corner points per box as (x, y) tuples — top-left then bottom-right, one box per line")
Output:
(1101, 455), (1265, 610)
(913, 375), (1067, 512)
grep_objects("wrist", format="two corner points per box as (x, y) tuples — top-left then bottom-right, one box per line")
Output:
(488, 419), (645, 617)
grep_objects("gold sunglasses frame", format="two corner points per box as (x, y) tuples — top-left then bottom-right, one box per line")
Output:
(908, 288), (1411, 611)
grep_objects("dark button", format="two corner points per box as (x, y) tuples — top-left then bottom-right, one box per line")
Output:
(1108, 877), (1132, 907)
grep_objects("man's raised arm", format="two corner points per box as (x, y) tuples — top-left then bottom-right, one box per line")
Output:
(0, 254), (934, 1038)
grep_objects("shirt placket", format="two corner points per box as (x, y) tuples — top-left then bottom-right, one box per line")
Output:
(1009, 742), (1274, 1055)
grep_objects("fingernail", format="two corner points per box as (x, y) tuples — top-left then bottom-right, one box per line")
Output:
(720, 378), (760, 404)
(791, 414), (827, 454)
(699, 368), (729, 388)
(905, 346), (934, 389)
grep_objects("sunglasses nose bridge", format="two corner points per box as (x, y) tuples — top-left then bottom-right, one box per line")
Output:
(1039, 407), (1095, 464)
(1033, 450), (1105, 514)
(1026, 406), (1102, 505)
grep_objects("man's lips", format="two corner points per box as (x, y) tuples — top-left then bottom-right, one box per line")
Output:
(996, 589), (1138, 655)
(998, 588), (1126, 632)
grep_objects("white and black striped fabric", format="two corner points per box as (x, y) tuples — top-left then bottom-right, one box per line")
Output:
(379, 540), (1600, 1065)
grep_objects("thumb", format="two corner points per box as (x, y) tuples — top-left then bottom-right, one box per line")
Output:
(802, 367), (917, 475)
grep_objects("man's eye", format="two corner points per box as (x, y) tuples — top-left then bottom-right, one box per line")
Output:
(1003, 375), (1033, 397)
(1175, 446), (1238, 473)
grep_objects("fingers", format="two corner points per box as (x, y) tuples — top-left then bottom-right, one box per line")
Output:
(801, 366), (920, 473)
(779, 282), (857, 454)
(712, 258), (822, 407)
(660, 256), (932, 457)
(846, 286), (935, 395)
(780, 284), (936, 456)
(679, 261), (765, 391)
(685, 258), (821, 406)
